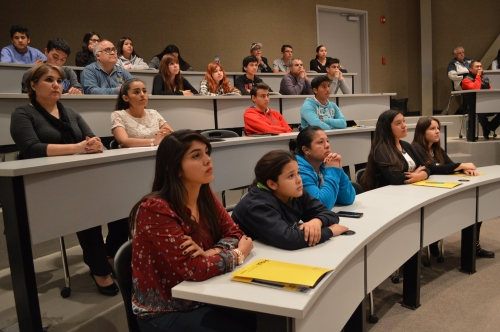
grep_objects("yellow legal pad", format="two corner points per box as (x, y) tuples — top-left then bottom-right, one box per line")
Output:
(450, 173), (485, 177)
(231, 258), (333, 289)
(412, 180), (462, 189)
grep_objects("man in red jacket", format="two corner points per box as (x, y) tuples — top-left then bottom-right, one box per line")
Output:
(462, 60), (499, 139)
(244, 82), (293, 135)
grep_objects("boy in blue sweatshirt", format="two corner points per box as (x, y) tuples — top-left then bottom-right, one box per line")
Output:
(300, 75), (346, 130)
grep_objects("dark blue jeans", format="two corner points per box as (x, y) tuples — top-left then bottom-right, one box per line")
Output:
(137, 305), (257, 332)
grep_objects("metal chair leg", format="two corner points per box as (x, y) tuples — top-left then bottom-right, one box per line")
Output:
(437, 240), (445, 263)
(444, 94), (455, 115)
(59, 236), (71, 298)
(368, 291), (378, 323)
(423, 246), (431, 267)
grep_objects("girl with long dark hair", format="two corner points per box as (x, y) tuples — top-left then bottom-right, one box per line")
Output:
(111, 78), (173, 147)
(129, 130), (256, 331)
(152, 54), (198, 95)
(360, 110), (429, 191)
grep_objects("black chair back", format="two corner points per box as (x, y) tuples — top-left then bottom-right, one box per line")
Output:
(200, 129), (239, 139)
(109, 140), (120, 149)
(355, 168), (366, 184)
(114, 240), (141, 332)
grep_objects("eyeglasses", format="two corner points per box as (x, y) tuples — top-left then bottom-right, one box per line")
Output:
(253, 47), (262, 51)
(89, 38), (100, 43)
(99, 47), (117, 54)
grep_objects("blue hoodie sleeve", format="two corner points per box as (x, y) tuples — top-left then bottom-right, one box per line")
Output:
(301, 164), (355, 209)
(324, 103), (347, 129)
(300, 99), (335, 130)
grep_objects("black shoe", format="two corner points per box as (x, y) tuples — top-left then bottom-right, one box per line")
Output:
(476, 243), (495, 258)
(90, 273), (119, 296)
(483, 126), (490, 140)
(429, 242), (440, 257)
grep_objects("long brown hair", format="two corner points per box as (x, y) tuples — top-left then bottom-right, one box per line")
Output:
(204, 61), (232, 94)
(412, 116), (445, 165)
(128, 130), (221, 240)
(159, 54), (183, 92)
(360, 110), (406, 191)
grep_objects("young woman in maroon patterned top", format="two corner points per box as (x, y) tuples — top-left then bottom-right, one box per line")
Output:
(129, 129), (256, 332)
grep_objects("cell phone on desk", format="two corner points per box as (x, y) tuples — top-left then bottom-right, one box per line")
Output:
(337, 211), (363, 218)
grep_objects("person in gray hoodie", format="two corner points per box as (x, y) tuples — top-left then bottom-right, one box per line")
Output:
(116, 37), (148, 70)
(300, 75), (347, 130)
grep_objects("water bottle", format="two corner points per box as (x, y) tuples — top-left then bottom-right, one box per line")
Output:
(214, 55), (220, 64)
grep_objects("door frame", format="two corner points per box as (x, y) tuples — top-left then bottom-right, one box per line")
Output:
(316, 5), (370, 93)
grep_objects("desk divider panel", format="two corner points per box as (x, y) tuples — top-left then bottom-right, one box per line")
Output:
(295, 248), (364, 332)
(366, 209), (421, 292)
(422, 188), (476, 247)
(24, 156), (155, 244)
(0, 64), (30, 93)
(148, 98), (215, 130)
(62, 98), (116, 138)
(478, 182), (500, 222)
(325, 130), (371, 166)
(336, 95), (389, 121)
(0, 97), (27, 146)
(209, 140), (289, 192)
(281, 97), (305, 125)
(476, 92), (500, 113)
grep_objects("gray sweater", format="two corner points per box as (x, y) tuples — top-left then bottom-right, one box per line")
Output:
(10, 104), (94, 158)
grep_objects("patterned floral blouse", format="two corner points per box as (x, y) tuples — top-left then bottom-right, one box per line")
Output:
(110, 109), (167, 139)
(131, 193), (244, 319)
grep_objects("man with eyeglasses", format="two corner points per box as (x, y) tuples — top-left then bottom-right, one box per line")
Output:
(273, 45), (293, 73)
(81, 40), (132, 94)
(447, 46), (472, 91)
(245, 43), (272, 73)
(325, 58), (351, 94)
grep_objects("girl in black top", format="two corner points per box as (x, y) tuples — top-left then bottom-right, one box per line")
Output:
(152, 54), (198, 95)
(412, 117), (493, 258)
(309, 45), (332, 73)
(360, 110), (430, 191)
(75, 31), (100, 67)
(412, 116), (478, 175)
(148, 44), (193, 71)
(232, 150), (349, 250)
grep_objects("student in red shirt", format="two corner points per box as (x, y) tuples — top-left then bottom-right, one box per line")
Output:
(461, 60), (500, 139)
(129, 130), (256, 332)
(244, 82), (293, 135)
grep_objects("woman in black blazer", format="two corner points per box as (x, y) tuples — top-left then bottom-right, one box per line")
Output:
(360, 110), (430, 191)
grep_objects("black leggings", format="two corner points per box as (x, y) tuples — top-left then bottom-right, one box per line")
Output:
(76, 218), (128, 276)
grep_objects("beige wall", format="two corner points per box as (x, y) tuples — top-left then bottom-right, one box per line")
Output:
(0, 0), (498, 113)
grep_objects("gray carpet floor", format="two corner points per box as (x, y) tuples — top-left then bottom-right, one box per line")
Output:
(368, 217), (500, 332)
